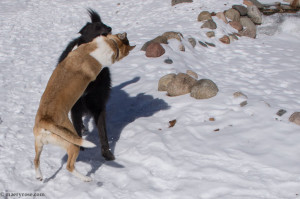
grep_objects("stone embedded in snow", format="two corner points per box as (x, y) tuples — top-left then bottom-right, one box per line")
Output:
(164, 58), (173, 64)
(145, 42), (165, 57)
(198, 11), (212, 21)
(201, 19), (217, 29)
(198, 41), (208, 47)
(216, 12), (228, 24)
(229, 33), (239, 40)
(219, 35), (230, 44)
(171, 0), (193, 6)
(229, 21), (243, 31)
(158, 73), (176, 91)
(188, 37), (196, 47)
(186, 70), (198, 79)
(205, 42), (216, 47)
(190, 79), (219, 99)
(239, 16), (257, 38)
(162, 31), (183, 41)
(247, 5), (263, 24)
(233, 91), (248, 99)
(225, 8), (241, 22)
(141, 36), (168, 51)
(206, 31), (215, 38)
(289, 112), (300, 125)
(240, 101), (248, 107)
(167, 73), (197, 96)
(232, 5), (248, 16)
(179, 44), (185, 51)
(276, 109), (287, 116)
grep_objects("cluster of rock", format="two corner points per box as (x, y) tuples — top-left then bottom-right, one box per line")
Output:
(198, 1), (262, 42)
(158, 71), (219, 99)
(234, 91), (300, 126)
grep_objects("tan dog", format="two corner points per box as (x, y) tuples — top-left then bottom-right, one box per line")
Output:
(33, 33), (135, 182)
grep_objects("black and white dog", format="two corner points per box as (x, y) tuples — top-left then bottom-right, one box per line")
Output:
(58, 9), (115, 160)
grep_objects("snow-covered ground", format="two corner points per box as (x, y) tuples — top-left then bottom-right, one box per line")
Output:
(0, 0), (300, 198)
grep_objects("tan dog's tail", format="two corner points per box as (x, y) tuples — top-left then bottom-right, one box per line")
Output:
(38, 119), (96, 148)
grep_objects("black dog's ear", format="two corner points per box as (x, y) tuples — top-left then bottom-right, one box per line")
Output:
(78, 22), (91, 35)
(87, 8), (101, 23)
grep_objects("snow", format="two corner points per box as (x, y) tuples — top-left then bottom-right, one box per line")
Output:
(0, 0), (300, 198)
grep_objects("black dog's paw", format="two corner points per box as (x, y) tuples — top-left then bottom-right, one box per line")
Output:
(80, 147), (85, 151)
(102, 149), (115, 161)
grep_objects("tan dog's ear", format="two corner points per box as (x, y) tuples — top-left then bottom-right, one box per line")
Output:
(129, 45), (136, 51)
(118, 32), (127, 40)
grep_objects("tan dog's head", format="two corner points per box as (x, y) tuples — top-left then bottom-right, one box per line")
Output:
(107, 32), (135, 62)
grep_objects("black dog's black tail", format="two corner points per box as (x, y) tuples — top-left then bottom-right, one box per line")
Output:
(58, 37), (80, 63)
(87, 8), (101, 23)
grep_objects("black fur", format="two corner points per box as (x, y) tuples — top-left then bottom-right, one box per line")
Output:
(58, 9), (115, 160)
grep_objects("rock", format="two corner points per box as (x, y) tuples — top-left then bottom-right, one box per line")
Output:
(289, 112), (300, 125)
(186, 70), (198, 79)
(141, 36), (168, 51)
(146, 43), (165, 57)
(232, 5), (248, 16)
(162, 31), (183, 41)
(276, 109), (287, 116)
(179, 44), (185, 51)
(206, 31), (215, 38)
(240, 101), (248, 107)
(219, 35), (230, 44)
(158, 73), (176, 91)
(248, 0), (264, 9)
(225, 8), (240, 22)
(0, 117), (2, 124)
(216, 12), (228, 24)
(198, 41), (208, 47)
(164, 58), (173, 64)
(198, 11), (212, 21)
(188, 37), (196, 47)
(243, 0), (254, 6)
(233, 91), (248, 99)
(229, 21), (243, 31)
(172, 0), (193, 6)
(205, 42), (216, 47)
(201, 19), (217, 29)
(239, 16), (256, 38)
(190, 79), (219, 99)
(247, 5), (262, 24)
(167, 73), (197, 96)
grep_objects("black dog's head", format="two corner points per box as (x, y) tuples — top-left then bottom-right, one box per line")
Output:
(78, 9), (112, 44)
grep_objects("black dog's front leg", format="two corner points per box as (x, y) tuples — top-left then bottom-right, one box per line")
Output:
(71, 98), (86, 137)
(96, 110), (115, 161)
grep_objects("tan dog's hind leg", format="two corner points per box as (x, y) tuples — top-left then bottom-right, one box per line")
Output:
(34, 137), (44, 181)
(65, 144), (92, 182)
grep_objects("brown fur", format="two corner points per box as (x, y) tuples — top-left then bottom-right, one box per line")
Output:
(33, 33), (134, 181)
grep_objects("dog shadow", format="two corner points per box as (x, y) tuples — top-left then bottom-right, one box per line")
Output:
(45, 77), (169, 182)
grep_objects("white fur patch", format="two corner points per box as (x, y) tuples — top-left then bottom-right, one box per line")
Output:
(90, 36), (114, 66)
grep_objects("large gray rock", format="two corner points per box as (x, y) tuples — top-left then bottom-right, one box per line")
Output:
(232, 5), (248, 16)
(201, 19), (217, 29)
(239, 16), (256, 38)
(247, 5), (262, 24)
(190, 79), (219, 99)
(172, 0), (193, 6)
(158, 73), (176, 91)
(198, 11), (212, 21)
(229, 21), (243, 31)
(225, 8), (240, 22)
(167, 73), (197, 96)
(289, 112), (300, 125)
